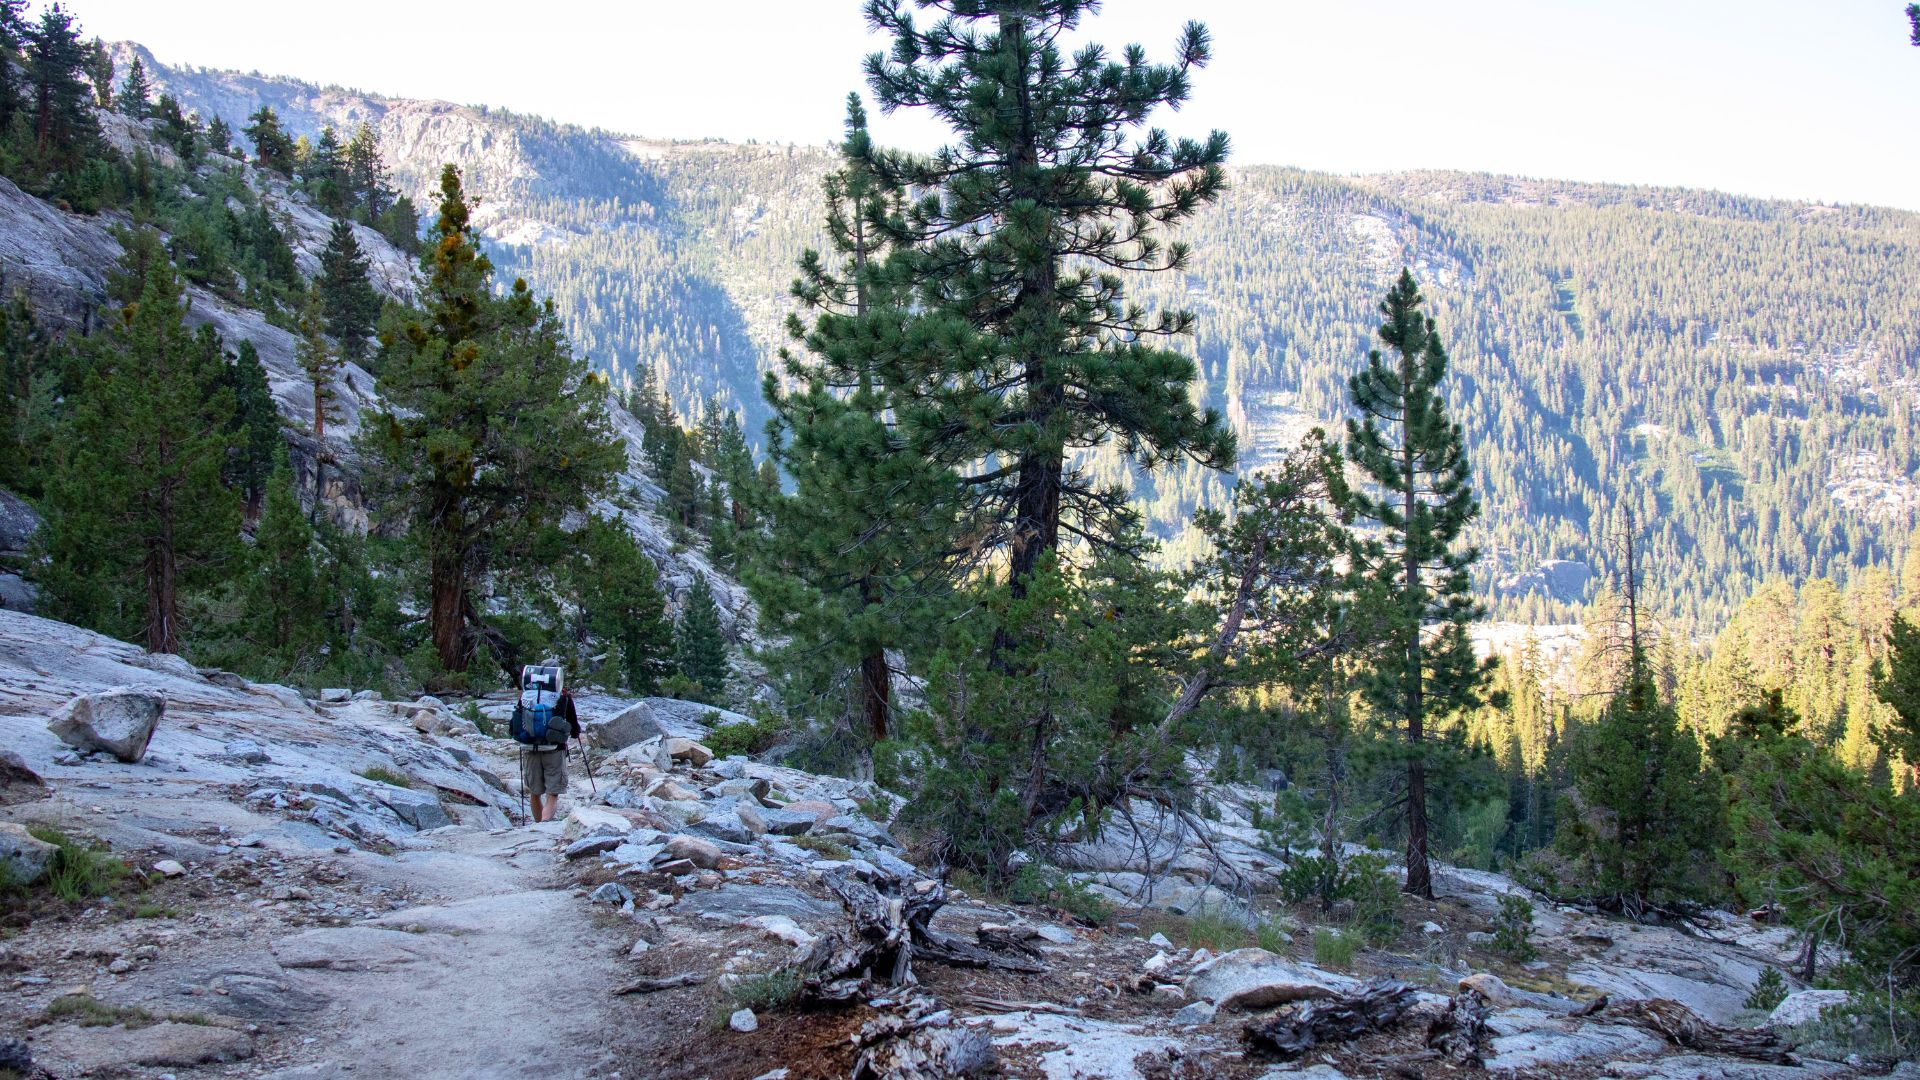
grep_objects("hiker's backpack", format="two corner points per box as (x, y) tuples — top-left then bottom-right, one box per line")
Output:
(512, 664), (565, 748)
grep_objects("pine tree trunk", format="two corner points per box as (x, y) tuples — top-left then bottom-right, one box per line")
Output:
(860, 647), (891, 743)
(1402, 357), (1434, 900)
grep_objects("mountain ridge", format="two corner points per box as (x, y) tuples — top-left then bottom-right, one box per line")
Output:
(112, 40), (1920, 631)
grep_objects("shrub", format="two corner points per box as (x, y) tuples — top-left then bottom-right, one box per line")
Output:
(704, 715), (783, 760)
(1256, 920), (1294, 954)
(1745, 967), (1788, 1012)
(45, 994), (154, 1028)
(1493, 893), (1537, 962)
(1313, 927), (1358, 969)
(790, 834), (851, 861)
(725, 969), (802, 1013)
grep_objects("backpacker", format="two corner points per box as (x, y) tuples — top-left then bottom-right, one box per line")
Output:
(511, 664), (565, 748)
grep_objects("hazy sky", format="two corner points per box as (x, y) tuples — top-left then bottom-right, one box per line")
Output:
(55, 0), (1920, 210)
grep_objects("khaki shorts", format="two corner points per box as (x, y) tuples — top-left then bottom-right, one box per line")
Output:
(522, 747), (568, 796)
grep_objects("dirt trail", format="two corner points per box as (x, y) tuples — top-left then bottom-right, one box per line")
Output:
(257, 820), (636, 1080)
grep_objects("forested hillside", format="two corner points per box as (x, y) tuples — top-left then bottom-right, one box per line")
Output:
(122, 45), (1920, 630)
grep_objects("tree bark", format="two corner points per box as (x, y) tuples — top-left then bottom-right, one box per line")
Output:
(429, 545), (467, 672)
(1244, 981), (1418, 1060)
(1402, 349), (1433, 900)
(861, 646), (891, 743)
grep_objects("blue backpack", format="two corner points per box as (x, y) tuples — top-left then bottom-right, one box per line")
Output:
(512, 701), (559, 746)
(512, 665), (565, 748)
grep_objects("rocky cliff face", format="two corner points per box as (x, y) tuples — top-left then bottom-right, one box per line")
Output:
(0, 114), (756, 641)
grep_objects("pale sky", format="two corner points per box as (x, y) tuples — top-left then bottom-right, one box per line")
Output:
(51, 0), (1920, 211)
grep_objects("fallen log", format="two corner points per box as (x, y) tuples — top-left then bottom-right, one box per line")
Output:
(1425, 988), (1492, 1066)
(611, 972), (705, 995)
(1606, 998), (1797, 1064)
(1244, 980), (1418, 1060)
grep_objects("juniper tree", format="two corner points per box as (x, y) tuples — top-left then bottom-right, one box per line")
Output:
(116, 55), (150, 118)
(40, 235), (240, 654)
(674, 575), (729, 704)
(861, 0), (1235, 587)
(317, 219), (381, 363)
(358, 165), (622, 674)
(1346, 269), (1490, 899)
(752, 95), (961, 743)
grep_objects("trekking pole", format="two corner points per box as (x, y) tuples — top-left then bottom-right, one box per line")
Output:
(578, 738), (598, 796)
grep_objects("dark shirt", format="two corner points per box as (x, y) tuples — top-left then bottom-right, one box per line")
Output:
(557, 692), (582, 739)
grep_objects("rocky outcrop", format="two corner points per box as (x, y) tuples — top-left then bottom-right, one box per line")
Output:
(0, 749), (45, 804)
(585, 696), (756, 751)
(1185, 948), (1362, 1011)
(1767, 989), (1851, 1028)
(47, 686), (164, 762)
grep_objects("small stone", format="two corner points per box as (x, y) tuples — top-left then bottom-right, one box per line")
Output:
(47, 687), (164, 762)
(1422, 921), (1444, 934)
(108, 958), (133, 974)
(152, 859), (186, 878)
(628, 938), (651, 958)
(728, 1008), (758, 1033)
(1152, 983), (1186, 1004)
(1143, 951), (1172, 975)
(666, 834), (723, 870)
(734, 803), (769, 838)
(1033, 924), (1074, 945)
(1148, 932), (1174, 949)
(319, 688), (352, 704)
(589, 882), (634, 906)
(1457, 972), (1512, 1006)
(564, 834), (625, 860)
(1173, 1000), (1217, 1025)
(1465, 931), (1496, 946)
(664, 738), (713, 767)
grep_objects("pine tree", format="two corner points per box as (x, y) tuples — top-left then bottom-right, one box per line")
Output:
(563, 516), (675, 694)
(317, 219), (381, 363)
(236, 461), (328, 673)
(116, 55), (150, 118)
(243, 105), (294, 176)
(752, 95), (959, 744)
(1346, 269), (1490, 899)
(674, 575), (729, 704)
(0, 290), (58, 495)
(861, 0), (1234, 588)
(40, 235), (240, 653)
(83, 36), (110, 109)
(295, 285), (342, 445)
(205, 115), (231, 157)
(1873, 613), (1920, 786)
(343, 123), (388, 214)
(357, 165), (622, 674)
(0, 1), (31, 132)
(24, 4), (100, 176)
(305, 126), (346, 213)
(226, 338), (280, 516)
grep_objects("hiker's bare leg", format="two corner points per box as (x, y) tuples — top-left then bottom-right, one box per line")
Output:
(539, 794), (559, 822)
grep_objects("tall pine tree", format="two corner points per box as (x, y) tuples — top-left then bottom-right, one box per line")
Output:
(116, 55), (150, 118)
(40, 235), (240, 653)
(317, 219), (381, 363)
(674, 575), (729, 705)
(1346, 269), (1489, 899)
(24, 4), (99, 177)
(861, 0), (1234, 587)
(753, 95), (960, 743)
(358, 165), (622, 674)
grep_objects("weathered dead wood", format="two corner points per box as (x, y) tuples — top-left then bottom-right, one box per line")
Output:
(1243, 980), (1418, 1059)
(801, 870), (1045, 1001)
(960, 995), (1081, 1015)
(1425, 988), (1492, 1066)
(1606, 997), (1797, 1064)
(610, 971), (705, 995)
(850, 1002), (997, 1080)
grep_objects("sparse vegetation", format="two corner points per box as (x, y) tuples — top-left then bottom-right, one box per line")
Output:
(45, 994), (155, 1028)
(1313, 927), (1359, 969)
(358, 766), (413, 788)
(26, 826), (125, 902)
(789, 834), (851, 861)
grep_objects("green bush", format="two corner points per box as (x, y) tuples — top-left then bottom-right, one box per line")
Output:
(704, 714), (784, 759)
(1493, 893), (1537, 961)
(725, 969), (801, 1013)
(1745, 967), (1788, 1012)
